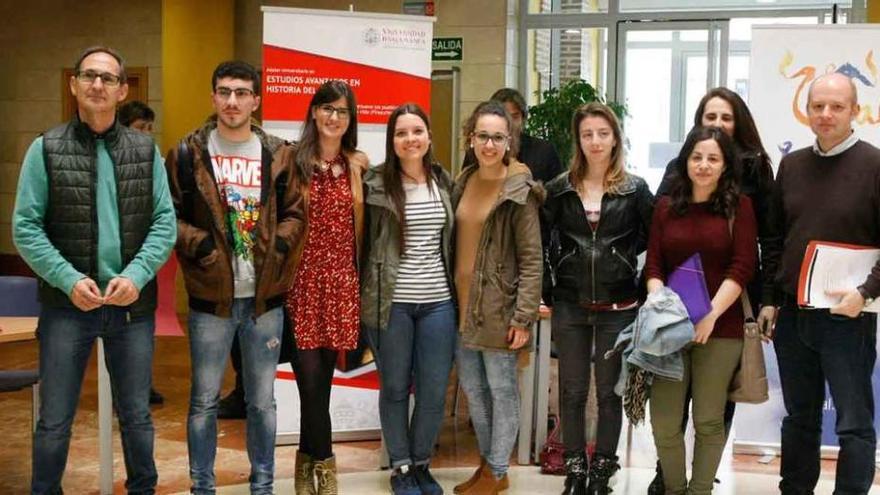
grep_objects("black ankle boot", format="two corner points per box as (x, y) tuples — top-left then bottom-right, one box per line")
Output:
(561, 450), (587, 495)
(647, 460), (664, 495)
(586, 454), (620, 494)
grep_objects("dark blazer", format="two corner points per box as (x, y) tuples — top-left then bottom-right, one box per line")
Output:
(518, 133), (564, 183)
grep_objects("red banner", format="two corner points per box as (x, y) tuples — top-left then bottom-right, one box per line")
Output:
(155, 253), (183, 337)
(262, 44), (431, 124)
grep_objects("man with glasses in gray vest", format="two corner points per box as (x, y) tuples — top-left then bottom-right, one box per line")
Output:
(13, 46), (176, 494)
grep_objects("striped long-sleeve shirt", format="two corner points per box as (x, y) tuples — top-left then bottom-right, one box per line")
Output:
(392, 181), (452, 303)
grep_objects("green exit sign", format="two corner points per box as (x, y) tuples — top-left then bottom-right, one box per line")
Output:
(432, 37), (462, 61)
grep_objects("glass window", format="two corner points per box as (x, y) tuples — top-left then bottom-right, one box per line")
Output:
(729, 16), (817, 41)
(623, 46), (673, 188)
(679, 30), (709, 42)
(618, 0), (849, 12)
(725, 17), (819, 100)
(628, 31), (673, 42)
(620, 27), (711, 191)
(528, 0), (608, 14)
(823, 11), (848, 23)
(525, 28), (609, 107)
(684, 55), (708, 129)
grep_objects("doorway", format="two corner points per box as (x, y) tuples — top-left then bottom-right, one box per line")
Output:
(430, 68), (461, 175)
(616, 20), (728, 191)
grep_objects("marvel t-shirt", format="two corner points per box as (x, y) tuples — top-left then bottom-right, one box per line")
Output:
(208, 129), (262, 298)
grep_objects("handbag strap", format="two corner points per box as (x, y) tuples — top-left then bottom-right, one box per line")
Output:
(727, 216), (755, 321)
(547, 414), (562, 442)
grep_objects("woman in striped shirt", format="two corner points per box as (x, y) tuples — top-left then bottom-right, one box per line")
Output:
(361, 103), (457, 495)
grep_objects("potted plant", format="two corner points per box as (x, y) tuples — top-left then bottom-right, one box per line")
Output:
(526, 79), (626, 167)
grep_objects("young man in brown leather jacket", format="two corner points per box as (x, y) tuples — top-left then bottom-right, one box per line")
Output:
(164, 60), (305, 495)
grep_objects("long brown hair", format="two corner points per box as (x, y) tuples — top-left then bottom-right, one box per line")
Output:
(670, 126), (741, 219)
(568, 102), (627, 194)
(693, 87), (772, 190)
(382, 103), (439, 249)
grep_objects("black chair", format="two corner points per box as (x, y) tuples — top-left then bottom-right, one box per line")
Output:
(0, 275), (40, 315)
(0, 370), (40, 431)
(0, 276), (41, 431)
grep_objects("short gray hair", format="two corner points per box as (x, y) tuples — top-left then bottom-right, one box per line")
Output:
(74, 46), (127, 83)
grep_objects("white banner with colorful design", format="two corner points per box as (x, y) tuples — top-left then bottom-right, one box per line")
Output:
(738, 24), (880, 454)
(749, 25), (880, 168)
(262, 6), (434, 441)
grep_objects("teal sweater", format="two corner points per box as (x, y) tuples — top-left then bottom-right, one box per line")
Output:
(12, 136), (176, 295)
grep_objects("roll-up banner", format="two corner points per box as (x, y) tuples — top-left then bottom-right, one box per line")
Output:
(739, 24), (880, 457)
(261, 6), (434, 162)
(262, 6), (434, 442)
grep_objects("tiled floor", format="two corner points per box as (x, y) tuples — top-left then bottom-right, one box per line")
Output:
(1, 327), (878, 494)
(176, 466), (846, 495)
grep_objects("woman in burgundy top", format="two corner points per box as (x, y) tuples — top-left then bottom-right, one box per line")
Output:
(645, 126), (757, 495)
(285, 80), (369, 495)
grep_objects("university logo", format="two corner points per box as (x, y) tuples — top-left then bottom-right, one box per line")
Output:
(363, 28), (380, 46)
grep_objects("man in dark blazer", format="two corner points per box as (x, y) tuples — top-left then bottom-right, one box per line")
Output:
(491, 87), (564, 183)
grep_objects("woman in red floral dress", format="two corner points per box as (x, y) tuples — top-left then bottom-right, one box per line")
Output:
(285, 80), (369, 495)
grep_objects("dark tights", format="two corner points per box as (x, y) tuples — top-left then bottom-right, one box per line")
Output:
(292, 347), (338, 460)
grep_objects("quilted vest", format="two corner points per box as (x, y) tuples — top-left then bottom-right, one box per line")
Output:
(40, 116), (157, 316)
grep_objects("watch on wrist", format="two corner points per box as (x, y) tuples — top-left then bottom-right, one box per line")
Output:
(858, 287), (874, 307)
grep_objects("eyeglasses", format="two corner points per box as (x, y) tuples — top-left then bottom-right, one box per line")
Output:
(317, 104), (351, 119)
(76, 70), (123, 87)
(215, 87), (256, 100)
(472, 132), (509, 146)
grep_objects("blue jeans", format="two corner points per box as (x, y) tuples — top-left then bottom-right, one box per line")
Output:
(32, 306), (156, 495)
(187, 300), (283, 495)
(456, 345), (520, 478)
(367, 300), (457, 468)
(774, 305), (877, 495)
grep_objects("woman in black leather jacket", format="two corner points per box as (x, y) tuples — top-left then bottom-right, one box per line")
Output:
(542, 102), (654, 495)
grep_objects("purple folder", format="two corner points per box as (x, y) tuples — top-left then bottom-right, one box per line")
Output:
(667, 253), (712, 324)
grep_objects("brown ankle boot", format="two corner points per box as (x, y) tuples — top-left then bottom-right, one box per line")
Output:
(454, 458), (487, 494)
(497, 473), (509, 492)
(294, 450), (317, 495)
(313, 455), (338, 495)
(462, 466), (507, 494)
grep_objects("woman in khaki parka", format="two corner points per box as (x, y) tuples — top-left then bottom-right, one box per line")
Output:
(451, 100), (544, 495)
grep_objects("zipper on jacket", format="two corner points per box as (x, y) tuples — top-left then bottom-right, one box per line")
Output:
(582, 191), (602, 304)
(377, 261), (383, 331)
(557, 249), (576, 267)
(553, 248), (575, 288)
(591, 229), (597, 304)
(612, 246), (636, 273)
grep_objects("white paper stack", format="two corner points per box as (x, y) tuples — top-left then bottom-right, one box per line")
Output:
(797, 240), (880, 312)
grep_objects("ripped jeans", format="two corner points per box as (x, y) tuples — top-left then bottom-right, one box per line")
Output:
(187, 299), (283, 494)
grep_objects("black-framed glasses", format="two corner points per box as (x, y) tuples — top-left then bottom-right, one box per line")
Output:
(318, 104), (351, 119)
(215, 87), (256, 100)
(76, 70), (122, 87)
(472, 132), (509, 146)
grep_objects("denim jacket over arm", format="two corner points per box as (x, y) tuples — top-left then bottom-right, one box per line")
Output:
(607, 286), (695, 396)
